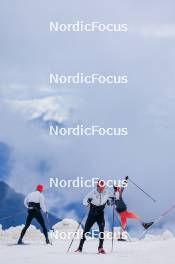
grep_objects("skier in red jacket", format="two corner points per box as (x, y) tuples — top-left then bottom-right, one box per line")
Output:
(112, 176), (153, 240)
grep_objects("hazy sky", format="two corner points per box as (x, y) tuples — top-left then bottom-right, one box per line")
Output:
(0, 0), (175, 228)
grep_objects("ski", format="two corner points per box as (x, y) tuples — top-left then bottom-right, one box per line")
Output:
(117, 238), (127, 242)
(122, 232), (133, 242)
(8, 243), (30, 246)
(139, 203), (175, 239)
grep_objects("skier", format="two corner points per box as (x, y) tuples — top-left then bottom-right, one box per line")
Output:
(17, 184), (50, 245)
(75, 180), (110, 254)
(112, 176), (153, 240)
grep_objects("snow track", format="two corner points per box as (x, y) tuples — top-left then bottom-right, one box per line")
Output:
(1, 235), (175, 264)
(1, 221), (175, 264)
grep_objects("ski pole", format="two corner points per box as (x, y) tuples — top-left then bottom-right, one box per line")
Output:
(111, 189), (115, 253)
(66, 211), (87, 253)
(111, 205), (115, 252)
(46, 212), (53, 245)
(128, 178), (156, 203)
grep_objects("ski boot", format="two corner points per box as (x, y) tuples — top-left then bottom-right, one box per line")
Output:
(117, 238), (127, 241)
(117, 232), (127, 242)
(142, 222), (154, 230)
(75, 248), (82, 253)
(17, 238), (24, 245)
(98, 247), (106, 254)
(46, 238), (51, 244)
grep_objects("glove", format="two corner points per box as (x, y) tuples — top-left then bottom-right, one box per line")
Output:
(87, 198), (92, 204)
(113, 186), (116, 192)
(125, 176), (129, 181)
(107, 199), (111, 206)
(109, 197), (115, 206)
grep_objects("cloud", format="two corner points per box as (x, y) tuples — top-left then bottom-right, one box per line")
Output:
(138, 24), (175, 39)
(0, 84), (175, 225)
(4, 95), (78, 123)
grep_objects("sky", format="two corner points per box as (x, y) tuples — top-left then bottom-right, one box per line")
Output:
(0, 0), (175, 229)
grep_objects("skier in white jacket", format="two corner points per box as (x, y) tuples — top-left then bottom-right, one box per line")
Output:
(18, 184), (50, 245)
(75, 180), (110, 254)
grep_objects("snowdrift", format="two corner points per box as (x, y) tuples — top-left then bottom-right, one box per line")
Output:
(0, 219), (174, 244)
(1, 220), (175, 264)
(53, 218), (83, 232)
(143, 230), (174, 241)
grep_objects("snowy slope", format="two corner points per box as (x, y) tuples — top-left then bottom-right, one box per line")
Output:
(1, 232), (175, 264)
(0, 220), (175, 264)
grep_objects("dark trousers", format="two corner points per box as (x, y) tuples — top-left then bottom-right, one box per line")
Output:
(79, 212), (105, 250)
(20, 210), (48, 240)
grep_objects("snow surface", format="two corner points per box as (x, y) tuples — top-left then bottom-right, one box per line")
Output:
(0, 220), (175, 264)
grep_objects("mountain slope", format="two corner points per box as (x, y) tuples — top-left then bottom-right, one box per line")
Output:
(0, 143), (11, 181)
(0, 181), (60, 229)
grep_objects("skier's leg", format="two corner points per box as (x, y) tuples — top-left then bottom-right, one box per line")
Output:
(97, 213), (105, 249)
(120, 211), (140, 232)
(118, 211), (128, 239)
(124, 211), (148, 228)
(35, 211), (49, 242)
(119, 211), (153, 232)
(18, 211), (34, 242)
(124, 211), (154, 229)
(78, 214), (95, 251)
(125, 211), (140, 220)
(119, 211), (127, 230)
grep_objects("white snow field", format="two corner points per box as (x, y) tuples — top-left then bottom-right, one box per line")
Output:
(1, 219), (175, 264)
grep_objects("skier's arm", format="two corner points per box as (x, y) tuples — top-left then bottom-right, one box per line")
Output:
(120, 187), (125, 193)
(106, 197), (113, 206)
(107, 195), (116, 206)
(40, 194), (47, 213)
(83, 191), (93, 206)
(121, 176), (129, 194)
(24, 195), (29, 208)
(104, 190), (113, 206)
